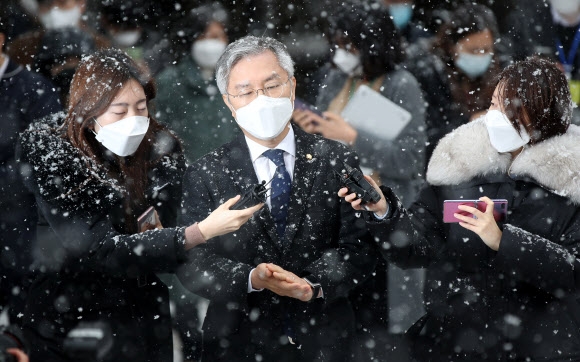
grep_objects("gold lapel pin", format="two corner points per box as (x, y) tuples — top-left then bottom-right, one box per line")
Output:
(306, 154), (312, 160)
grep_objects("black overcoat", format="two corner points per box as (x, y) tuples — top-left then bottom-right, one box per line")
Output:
(369, 120), (580, 361)
(176, 125), (376, 361)
(17, 114), (187, 362)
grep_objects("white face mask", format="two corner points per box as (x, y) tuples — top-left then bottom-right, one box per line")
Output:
(485, 110), (530, 153)
(332, 48), (362, 76)
(550, 0), (580, 14)
(94, 116), (150, 157)
(191, 39), (227, 69)
(455, 52), (493, 79)
(234, 95), (293, 140)
(39, 6), (82, 30)
(112, 30), (142, 48)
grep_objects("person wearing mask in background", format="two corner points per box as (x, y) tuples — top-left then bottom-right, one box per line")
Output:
(156, 1), (238, 165)
(17, 48), (262, 362)
(175, 35), (376, 361)
(156, 5), (235, 357)
(0, 17), (61, 330)
(34, 27), (95, 106)
(6, 0), (109, 67)
(340, 56), (580, 361)
(382, 0), (431, 45)
(509, 0), (580, 119)
(98, 0), (150, 70)
(405, 3), (503, 164)
(293, 4), (426, 358)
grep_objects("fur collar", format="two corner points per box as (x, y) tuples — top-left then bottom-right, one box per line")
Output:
(427, 118), (580, 204)
(19, 113), (125, 214)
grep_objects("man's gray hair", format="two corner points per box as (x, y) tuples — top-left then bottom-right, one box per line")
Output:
(215, 35), (295, 95)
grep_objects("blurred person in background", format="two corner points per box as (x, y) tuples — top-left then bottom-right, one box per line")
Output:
(17, 48), (262, 362)
(34, 27), (95, 105)
(341, 56), (580, 361)
(509, 0), (580, 118)
(0, 16), (61, 329)
(293, 2), (426, 360)
(6, 0), (108, 67)
(156, 1), (238, 165)
(405, 3), (503, 164)
(382, 0), (431, 44)
(0, 0), (41, 39)
(98, 0), (150, 69)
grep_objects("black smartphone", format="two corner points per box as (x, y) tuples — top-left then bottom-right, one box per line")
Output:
(294, 97), (323, 117)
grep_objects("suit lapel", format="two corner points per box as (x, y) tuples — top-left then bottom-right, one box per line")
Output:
(223, 134), (282, 251)
(283, 127), (318, 251)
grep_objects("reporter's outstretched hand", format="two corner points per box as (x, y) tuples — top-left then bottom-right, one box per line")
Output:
(251, 263), (313, 302)
(198, 195), (263, 240)
(337, 175), (388, 216)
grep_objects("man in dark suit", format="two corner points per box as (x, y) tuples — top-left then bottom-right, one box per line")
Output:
(176, 35), (376, 361)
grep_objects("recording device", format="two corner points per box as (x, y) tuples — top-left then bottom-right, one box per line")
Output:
(230, 180), (270, 210)
(334, 162), (381, 205)
(63, 321), (113, 362)
(443, 199), (508, 223)
(0, 325), (26, 362)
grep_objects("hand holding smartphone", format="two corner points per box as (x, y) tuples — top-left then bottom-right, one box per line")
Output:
(138, 206), (162, 232)
(443, 199), (508, 223)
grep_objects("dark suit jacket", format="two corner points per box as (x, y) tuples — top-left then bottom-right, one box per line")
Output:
(176, 125), (376, 361)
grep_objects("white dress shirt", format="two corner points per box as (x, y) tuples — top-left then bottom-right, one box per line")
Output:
(244, 125), (295, 209)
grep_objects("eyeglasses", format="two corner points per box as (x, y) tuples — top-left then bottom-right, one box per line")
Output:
(227, 77), (292, 107)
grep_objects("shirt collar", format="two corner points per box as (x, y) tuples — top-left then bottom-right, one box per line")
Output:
(245, 125), (296, 162)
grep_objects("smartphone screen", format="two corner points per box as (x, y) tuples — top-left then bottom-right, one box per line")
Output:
(443, 199), (508, 223)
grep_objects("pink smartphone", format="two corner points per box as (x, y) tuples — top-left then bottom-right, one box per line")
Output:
(137, 206), (158, 231)
(443, 199), (508, 223)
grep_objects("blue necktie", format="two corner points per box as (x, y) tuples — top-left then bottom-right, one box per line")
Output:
(263, 149), (291, 238)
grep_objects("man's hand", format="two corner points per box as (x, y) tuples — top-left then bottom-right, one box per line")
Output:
(251, 263), (313, 302)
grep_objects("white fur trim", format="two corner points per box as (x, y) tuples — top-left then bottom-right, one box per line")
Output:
(427, 119), (580, 204)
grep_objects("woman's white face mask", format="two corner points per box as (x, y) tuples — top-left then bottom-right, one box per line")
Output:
(485, 109), (530, 153)
(234, 94), (294, 141)
(332, 48), (362, 76)
(93, 116), (150, 157)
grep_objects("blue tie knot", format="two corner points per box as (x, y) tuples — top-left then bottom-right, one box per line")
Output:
(262, 148), (291, 239)
(263, 149), (286, 167)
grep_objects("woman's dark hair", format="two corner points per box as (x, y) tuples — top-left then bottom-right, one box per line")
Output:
(66, 48), (179, 233)
(329, 1), (404, 80)
(495, 56), (572, 144)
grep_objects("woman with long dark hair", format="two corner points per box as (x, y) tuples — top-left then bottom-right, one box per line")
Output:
(340, 56), (580, 360)
(17, 48), (262, 362)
